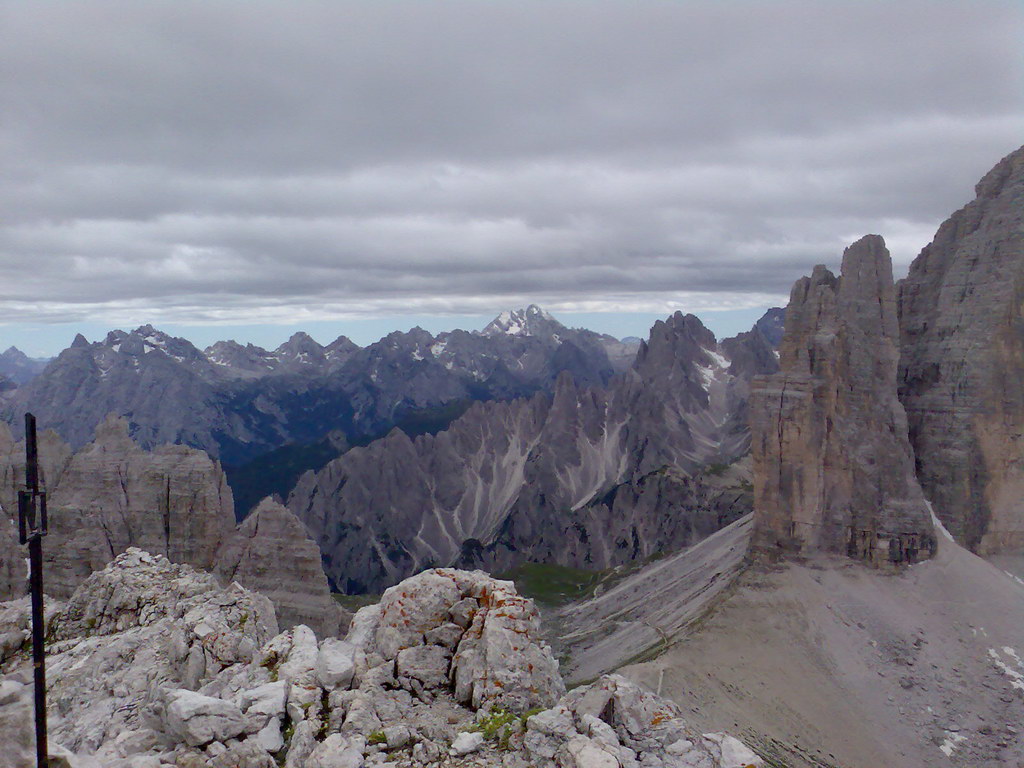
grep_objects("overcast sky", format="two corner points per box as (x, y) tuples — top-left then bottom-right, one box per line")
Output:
(2, 1), (1022, 355)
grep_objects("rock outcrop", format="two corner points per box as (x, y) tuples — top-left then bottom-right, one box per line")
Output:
(750, 235), (935, 565)
(217, 498), (349, 638)
(898, 144), (1024, 553)
(290, 312), (775, 593)
(43, 414), (236, 598)
(0, 418), (344, 636)
(0, 552), (761, 767)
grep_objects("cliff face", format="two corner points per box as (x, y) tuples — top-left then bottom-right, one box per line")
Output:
(0, 416), (344, 635)
(898, 145), (1024, 554)
(217, 498), (348, 638)
(44, 414), (237, 597)
(751, 235), (934, 565)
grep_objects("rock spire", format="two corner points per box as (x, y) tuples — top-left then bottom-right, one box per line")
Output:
(751, 235), (934, 565)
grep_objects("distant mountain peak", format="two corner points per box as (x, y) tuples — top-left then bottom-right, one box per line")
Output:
(482, 305), (564, 338)
(753, 307), (785, 347)
(274, 331), (326, 365)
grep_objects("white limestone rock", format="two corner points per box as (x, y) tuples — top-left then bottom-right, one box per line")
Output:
(0, 595), (64, 665)
(450, 730), (485, 756)
(2, 549), (276, 761)
(0, 675), (33, 768)
(345, 604), (381, 653)
(702, 732), (764, 768)
(447, 570), (565, 712)
(237, 680), (287, 721)
(305, 733), (366, 768)
(396, 644), (451, 688)
(279, 624), (319, 684)
(315, 638), (359, 690)
(565, 735), (620, 768)
(0, 552), (764, 768)
(163, 689), (248, 747)
(374, 570), (461, 658)
(524, 675), (762, 768)
(284, 719), (319, 768)
(254, 717), (284, 753)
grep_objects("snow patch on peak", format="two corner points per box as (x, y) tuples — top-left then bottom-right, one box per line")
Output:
(482, 305), (560, 337)
(705, 349), (729, 369)
(525, 304), (554, 321)
(695, 347), (732, 391)
(143, 334), (166, 348)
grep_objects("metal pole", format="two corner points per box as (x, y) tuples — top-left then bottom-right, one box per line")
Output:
(18, 413), (47, 768)
(29, 530), (46, 768)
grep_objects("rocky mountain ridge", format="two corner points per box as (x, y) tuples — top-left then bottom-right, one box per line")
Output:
(0, 549), (763, 768)
(289, 311), (778, 593)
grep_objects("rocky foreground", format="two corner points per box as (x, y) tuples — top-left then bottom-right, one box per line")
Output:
(0, 549), (761, 768)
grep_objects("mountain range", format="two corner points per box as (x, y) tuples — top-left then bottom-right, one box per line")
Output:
(289, 310), (779, 592)
(1, 306), (643, 514)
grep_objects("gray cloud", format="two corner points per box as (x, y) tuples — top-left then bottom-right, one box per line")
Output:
(0, 0), (1022, 329)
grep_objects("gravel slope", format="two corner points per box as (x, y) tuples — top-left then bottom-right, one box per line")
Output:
(561, 512), (1024, 767)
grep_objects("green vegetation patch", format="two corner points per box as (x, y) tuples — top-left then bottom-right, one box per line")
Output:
(332, 592), (382, 612)
(496, 562), (606, 606)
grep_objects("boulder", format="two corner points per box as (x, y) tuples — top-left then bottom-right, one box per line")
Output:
(163, 689), (248, 747)
(237, 680), (287, 720)
(14, 550), (275, 759)
(374, 570), (461, 658)
(315, 638), (359, 690)
(525, 675), (762, 768)
(305, 734), (365, 768)
(448, 571), (565, 712)
(450, 731), (485, 756)
(396, 644), (451, 688)
(0, 552), (759, 768)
